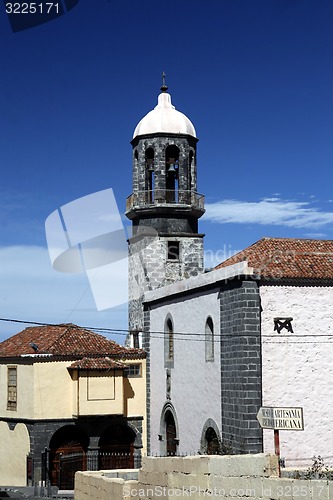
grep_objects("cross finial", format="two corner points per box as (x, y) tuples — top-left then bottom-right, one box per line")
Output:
(161, 71), (168, 92)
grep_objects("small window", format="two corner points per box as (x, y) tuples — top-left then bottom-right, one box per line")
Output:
(124, 364), (141, 377)
(7, 366), (17, 410)
(167, 241), (180, 260)
(205, 317), (214, 362)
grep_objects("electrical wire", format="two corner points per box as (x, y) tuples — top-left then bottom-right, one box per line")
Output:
(0, 317), (333, 344)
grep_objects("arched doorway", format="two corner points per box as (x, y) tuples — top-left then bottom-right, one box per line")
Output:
(165, 410), (177, 456)
(49, 425), (89, 490)
(98, 423), (135, 469)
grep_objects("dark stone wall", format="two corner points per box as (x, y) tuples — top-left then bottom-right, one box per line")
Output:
(143, 306), (151, 455)
(26, 419), (74, 484)
(219, 279), (263, 454)
(133, 215), (199, 234)
(128, 233), (204, 332)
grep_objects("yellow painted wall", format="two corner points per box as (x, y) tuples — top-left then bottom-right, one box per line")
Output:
(1, 359), (146, 421)
(34, 361), (73, 419)
(0, 422), (30, 486)
(0, 358), (147, 453)
(0, 364), (34, 419)
(75, 370), (124, 416)
(123, 360), (147, 454)
(0, 361), (73, 419)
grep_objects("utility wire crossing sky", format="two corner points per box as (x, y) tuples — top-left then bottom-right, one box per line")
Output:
(0, 0), (332, 341)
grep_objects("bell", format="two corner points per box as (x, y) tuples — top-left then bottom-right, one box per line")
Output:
(168, 164), (176, 173)
(148, 164), (154, 173)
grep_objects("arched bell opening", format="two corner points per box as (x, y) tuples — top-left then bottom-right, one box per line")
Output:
(165, 145), (179, 202)
(145, 147), (155, 203)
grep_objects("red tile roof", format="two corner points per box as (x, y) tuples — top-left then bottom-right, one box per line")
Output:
(68, 357), (127, 370)
(0, 324), (145, 360)
(215, 237), (333, 281)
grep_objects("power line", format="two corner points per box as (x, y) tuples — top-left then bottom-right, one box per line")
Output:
(1, 317), (333, 345)
(0, 317), (128, 334)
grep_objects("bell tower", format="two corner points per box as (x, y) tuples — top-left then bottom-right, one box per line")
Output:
(126, 78), (205, 343)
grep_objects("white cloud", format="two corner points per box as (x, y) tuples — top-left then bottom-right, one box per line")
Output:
(304, 233), (327, 238)
(0, 246), (127, 342)
(204, 198), (333, 229)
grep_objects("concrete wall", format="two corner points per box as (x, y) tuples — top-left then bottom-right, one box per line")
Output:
(261, 285), (333, 467)
(0, 422), (30, 486)
(75, 453), (333, 499)
(148, 288), (221, 455)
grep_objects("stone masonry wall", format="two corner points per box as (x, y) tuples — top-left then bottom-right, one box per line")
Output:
(128, 235), (204, 331)
(220, 279), (263, 454)
(75, 454), (333, 499)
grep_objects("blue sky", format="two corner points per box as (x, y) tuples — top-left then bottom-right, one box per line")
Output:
(0, 0), (332, 342)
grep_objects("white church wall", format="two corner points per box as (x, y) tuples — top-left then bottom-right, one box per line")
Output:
(260, 284), (333, 468)
(148, 287), (221, 455)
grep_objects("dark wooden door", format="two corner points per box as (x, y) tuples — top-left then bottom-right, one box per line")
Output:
(50, 444), (86, 489)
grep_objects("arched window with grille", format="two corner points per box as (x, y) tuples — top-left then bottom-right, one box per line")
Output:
(164, 315), (174, 368)
(205, 317), (214, 362)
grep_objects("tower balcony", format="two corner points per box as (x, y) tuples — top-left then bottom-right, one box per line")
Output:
(125, 190), (205, 219)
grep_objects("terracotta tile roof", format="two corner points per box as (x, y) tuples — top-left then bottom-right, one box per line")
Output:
(0, 324), (145, 360)
(215, 237), (333, 281)
(68, 357), (127, 370)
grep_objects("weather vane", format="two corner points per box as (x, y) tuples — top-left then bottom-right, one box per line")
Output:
(161, 71), (168, 92)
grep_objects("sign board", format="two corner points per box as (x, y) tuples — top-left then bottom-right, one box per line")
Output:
(257, 407), (304, 431)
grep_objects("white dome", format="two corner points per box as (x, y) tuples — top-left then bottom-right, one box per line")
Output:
(133, 92), (196, 139)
